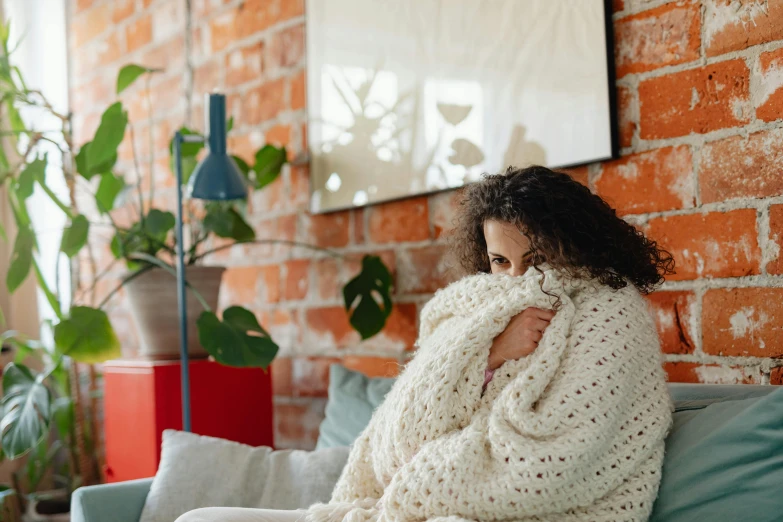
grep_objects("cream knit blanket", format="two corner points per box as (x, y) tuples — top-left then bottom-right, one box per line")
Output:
(309, 269), (673, 522)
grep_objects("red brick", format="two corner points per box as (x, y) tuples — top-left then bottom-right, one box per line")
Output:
(75, 0), (95, 12)
(771, 366), (783, 385)
(639, 59), (751, 139)
(397, 244), (454, 294)
(561, 166), (589, 188)
(259, 308), (301, 350)
(665, 362), (760, 384)
(238, 0), (304, 38)
(291, 356), (341, 397)
(249, 175), (285, 214)
(141, 35), (185, 71)
(703, 287), (783, 357)
(126, 14), (153, 52)
(756, 48), (783, 122)
(271, 357), (292, 396)
(646, 291), (697, 354)
(303, 306), (360, 349)
(228, 131), (264, 163)
(613, 0), (625, 12)
(95, 31), (125, 67)
(72, 3), (110, 48)
(211, 0), (304, 52)
(237, 78), (286, 125)
(241, 215), (297, 258)
(699, 128), (783, 203)
(274, 401), (323, 450)
(301, 212), (350, 248)
(193, 58), (222, 95)
(265, 124), (291, 147)
(290, 70), (306, 111)
(595, 146), (694, 215)
(267, 24), (305, 70)
(645, 209), (761, 280)
(314, 257), (341, 301)
(379, 302), (418, 351)
(704, 0), (783, 57)
(221, 265), (280, 306)
(112, 0), (135, 23)
(342, 356), (401, 378)
(768, 205), (783, 274)
(614, 2), (701, 78)
(284, 259), (310, 301)
(289, 165), (310, 211)
(71, 76), (112, 116)
(225, 41), (265, 86)
(430, 190), (463, 239)
(368, 197), (430, 244)
(617, 85), (636, 148)
(352, 209), (365, 244)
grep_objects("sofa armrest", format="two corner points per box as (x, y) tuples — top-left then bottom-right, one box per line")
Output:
(71, 478), (152, 522)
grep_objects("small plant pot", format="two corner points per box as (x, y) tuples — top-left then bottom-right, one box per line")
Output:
(124, 266), (226, 359)
(23, 489), (69, 522)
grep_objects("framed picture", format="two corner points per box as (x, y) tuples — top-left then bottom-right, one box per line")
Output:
(306, 0), (618, 213)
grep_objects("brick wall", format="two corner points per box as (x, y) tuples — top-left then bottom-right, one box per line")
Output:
(68, 0), (783, 449)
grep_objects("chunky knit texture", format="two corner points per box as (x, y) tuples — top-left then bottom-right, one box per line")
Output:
(308, 268), (673, 522)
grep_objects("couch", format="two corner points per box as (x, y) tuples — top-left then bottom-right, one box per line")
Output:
(72, 381), (782, 522)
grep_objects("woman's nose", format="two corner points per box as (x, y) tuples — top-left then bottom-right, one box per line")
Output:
(510, 265), (526, 277)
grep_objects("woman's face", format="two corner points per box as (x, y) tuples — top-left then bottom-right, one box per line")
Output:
(483, 219), (533, 276)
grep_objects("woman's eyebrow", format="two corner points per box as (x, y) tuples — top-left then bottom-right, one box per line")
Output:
(488, 251), (504, 257)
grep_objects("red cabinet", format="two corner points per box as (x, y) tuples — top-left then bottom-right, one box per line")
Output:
(103, 359), (274, 483)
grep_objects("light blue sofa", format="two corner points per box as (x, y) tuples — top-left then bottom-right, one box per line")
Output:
(71, 383), (780, 522)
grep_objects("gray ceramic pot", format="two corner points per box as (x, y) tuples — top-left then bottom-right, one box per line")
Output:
(124, 265), (225, 359)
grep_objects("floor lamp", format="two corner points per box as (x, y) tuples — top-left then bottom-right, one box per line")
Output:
(172, 93), (247, 432)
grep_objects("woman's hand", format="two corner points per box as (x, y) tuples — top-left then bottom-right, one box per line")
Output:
(487, 307), (555, 371)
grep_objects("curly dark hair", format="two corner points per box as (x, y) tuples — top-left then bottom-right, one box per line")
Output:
(451, 165), (675, 294)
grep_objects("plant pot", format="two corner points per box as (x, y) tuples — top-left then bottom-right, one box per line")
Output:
(23, 489), (69, 522)
(124, 266), (226, 360)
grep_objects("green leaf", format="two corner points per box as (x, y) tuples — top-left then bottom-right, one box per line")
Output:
(60, 215), (89, 258)
(0, 363), (51, 459)
(51, 397), (73, 443)
(169, 127), (204, 158)
(76, 141), (117, 180)
(95, 172), (125, 213)
(232, 155), (250, 179)
(144, 209), (175, 242)
(227, 116), (234, 133)
(6, 228), (33, 294)
(343, 255), (393, 340)
(203, 204), (255, 243)
(32, 259), (62, 319)
(53, 306), (121, 364)
(15, 156), (46, 200)
(196, 308), (278, 368)
(7, 102), (24, 133)
(86, 102), (127, 174)
(253, 145), (287, 189)
(116, 64), (160, 95)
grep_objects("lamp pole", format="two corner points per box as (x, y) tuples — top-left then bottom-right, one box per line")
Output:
(172, 93), (247, 433)
(173, 130), (206, 433)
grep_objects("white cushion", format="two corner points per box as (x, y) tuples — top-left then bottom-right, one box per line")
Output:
(139, 430), (349, 522)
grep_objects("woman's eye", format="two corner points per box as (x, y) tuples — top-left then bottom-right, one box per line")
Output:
(491, 258), (508, 265)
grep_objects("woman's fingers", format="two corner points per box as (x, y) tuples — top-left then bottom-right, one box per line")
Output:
(526, 307), (556, 321)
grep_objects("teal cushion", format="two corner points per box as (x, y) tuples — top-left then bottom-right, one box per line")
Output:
(315, 364), (395, 449)
(650, 388), (783, 521)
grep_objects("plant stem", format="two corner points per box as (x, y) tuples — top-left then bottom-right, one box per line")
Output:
(146, 74), (154, 207)
(73, 257), (120, 304)
(37, 179), (73, 218)
(128, 123), (146, 229)
(96, 264), (153, 310)
(191, 239), (341, 263)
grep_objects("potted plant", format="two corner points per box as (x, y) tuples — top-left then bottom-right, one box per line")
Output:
(0, 22), (392, 518)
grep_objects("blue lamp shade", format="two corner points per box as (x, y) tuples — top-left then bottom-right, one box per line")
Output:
(187, 93), (248, 201)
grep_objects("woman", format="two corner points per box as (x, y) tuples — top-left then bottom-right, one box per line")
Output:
(179, 165), (675, 522)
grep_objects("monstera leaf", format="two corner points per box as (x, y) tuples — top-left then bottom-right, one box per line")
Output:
(196, 306), (278, 368)
(53, 306), (121, 363)
(343, 255), (393, 340)
(0, 363), (52, 459)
